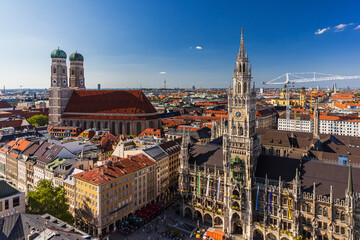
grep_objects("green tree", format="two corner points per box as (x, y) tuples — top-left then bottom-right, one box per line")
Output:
(27, 114), (48, 126)
(26, 179), (74, 224)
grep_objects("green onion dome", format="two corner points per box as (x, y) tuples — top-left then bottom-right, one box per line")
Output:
(51, 48), (67, 58)
(69, 51), (84, 61)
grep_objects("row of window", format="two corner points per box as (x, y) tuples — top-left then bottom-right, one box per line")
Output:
(0, 197), (20, 212)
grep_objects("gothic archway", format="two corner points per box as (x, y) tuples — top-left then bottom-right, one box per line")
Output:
(204, 213), (212, 226)
(214, 216), (223, 228)
(231, 212), (242, 235)
(194, 210), (202, 222)
(254, 229), (264, 240)
(231, 201), (240, 210)
(232, 189), (240, 199)
(267, 233), (277, 240)
(184, 207), (192, 218)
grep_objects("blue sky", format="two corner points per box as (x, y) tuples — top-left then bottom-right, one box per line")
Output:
(0, 0), (360, 89)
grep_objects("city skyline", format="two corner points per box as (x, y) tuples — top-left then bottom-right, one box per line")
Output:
(1, 0), (360, 89)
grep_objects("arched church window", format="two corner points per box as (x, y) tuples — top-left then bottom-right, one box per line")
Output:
(335, 210), (340, 219)
(323, 207), (328, 217)
(97, 122), (100, 130)
(53, 68), (56, 73)
(83, 121), (87, 129)
(104, 121), (108, 129)
(90, 121), (94, 129)
(76, 121), (80, 127)
(127, 122), (131, 135)
(69, 120), (73, 126)
(239, 126), (243, 135)
(318, 206), (323, 215)
(72, 70), (74, 75)
(340, 211), (345, 221)
(238, 83), (241, 94)
(239, 63), (242, 72)
(111, 122), (115, 134)
(243, 82), (247, 94)
(243, 63), (246, 72)
(119, 122), (123, 134)
(63, 69), (65, 74)
(136, 122), (141, 136)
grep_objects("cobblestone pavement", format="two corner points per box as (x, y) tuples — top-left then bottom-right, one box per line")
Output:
(108, 201), (199, 240)
(106, 201), (245, 240)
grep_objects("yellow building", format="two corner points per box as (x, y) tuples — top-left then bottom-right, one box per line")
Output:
(272, 85), (306, 107)
(73, 153), (155, 237)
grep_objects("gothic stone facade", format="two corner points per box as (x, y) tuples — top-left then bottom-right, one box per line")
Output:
(178, 29), (360, 240)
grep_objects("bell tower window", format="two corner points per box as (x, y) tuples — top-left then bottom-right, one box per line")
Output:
(53, 68), (56, 73)
(63, 69), (65, 74)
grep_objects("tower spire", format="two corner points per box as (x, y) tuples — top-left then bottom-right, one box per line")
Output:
(347, 160), (354, 195)
(238, 27), (246, 59)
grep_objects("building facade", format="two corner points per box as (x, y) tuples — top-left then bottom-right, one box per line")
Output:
(178, 29), (360, 240)
(48, 49), (161, 135)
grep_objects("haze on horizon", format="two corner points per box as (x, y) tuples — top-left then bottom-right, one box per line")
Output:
(0, 0), (360, 90)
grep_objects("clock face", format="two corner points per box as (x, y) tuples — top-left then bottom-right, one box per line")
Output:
(52, 79), (57, 84)
(233, 110), (244, 120)
(62, 79), (67, 85)
(80, 80), (84, 85)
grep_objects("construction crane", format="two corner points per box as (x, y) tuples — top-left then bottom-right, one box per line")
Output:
(262, 72), (360, 120)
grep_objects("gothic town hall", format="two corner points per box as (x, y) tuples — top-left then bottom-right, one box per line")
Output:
(178, 29), (360, 240)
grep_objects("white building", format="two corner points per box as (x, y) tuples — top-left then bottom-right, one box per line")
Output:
(278, 117), (360, 137)
(278, 118), (313, 132)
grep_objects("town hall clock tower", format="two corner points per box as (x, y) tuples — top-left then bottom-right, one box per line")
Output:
(224, 27), (261, 235)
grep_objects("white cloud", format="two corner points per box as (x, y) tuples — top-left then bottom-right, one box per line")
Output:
(315, 27), (330, 35)
(195, 46), (203, 50)
(355, 25), (360, 30)
(334, 23), (348, 31)
(159, 72), (166, 74)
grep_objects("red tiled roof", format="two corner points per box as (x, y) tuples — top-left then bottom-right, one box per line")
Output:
(62, 90), (159, 120)
(74, 153), (155, 184)
(138, 128), (162, 138)
(0, 101), (12, 109)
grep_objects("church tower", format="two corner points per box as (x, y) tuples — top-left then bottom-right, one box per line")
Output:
(300, 86), (306, 107)
(225, 28), (261, 235)
(228, 28), (260, 184)
(69, 51), (86, 89)
(49, 48), (72, 126)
